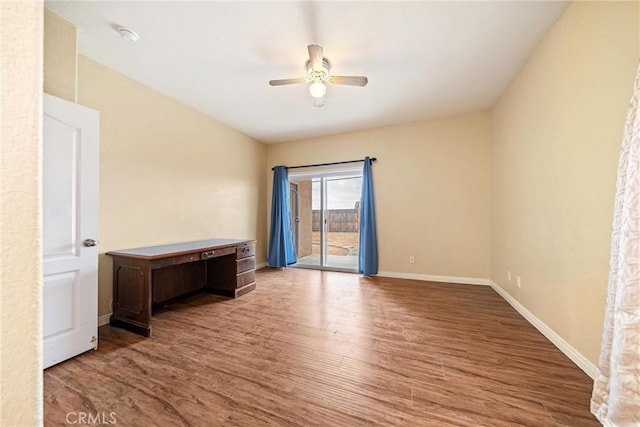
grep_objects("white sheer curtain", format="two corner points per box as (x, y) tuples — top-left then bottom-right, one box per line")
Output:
(591, 62), (640, 426)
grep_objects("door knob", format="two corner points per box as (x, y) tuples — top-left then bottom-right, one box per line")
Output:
(83, 239), (97, 247)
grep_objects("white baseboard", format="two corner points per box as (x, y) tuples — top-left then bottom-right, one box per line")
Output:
(373, 272), (598, 379)
(98, 313), (111, 327)
(489, 280), (598, 380)
(378, 270), (490, 286)
(256, 262), (268, 270)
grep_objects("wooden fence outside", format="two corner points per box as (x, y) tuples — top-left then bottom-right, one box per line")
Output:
(312, 209), (359, 232)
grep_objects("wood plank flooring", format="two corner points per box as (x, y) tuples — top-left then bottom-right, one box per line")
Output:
(44, 268), (599, 426)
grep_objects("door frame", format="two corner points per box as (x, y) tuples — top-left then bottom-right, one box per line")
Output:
(289, 168), (362, 273)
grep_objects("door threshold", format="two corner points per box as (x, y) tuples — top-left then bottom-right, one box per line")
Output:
(291, 264), (358, 274)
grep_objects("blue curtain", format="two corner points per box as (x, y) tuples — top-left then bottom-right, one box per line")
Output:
(267, 166), (297, 267)
(359, 157), (378, 275)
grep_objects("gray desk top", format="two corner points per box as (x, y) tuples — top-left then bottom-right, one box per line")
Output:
(106, 239), (251, 258)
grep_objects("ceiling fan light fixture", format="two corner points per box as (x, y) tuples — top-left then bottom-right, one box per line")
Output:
(309, 81), (326, 98)
(268, 45), (368, 106)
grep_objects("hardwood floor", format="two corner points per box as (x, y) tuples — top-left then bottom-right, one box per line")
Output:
(44, 268), (599, 426)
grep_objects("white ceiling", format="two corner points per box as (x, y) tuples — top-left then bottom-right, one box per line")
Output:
(45, 1), (569, 143)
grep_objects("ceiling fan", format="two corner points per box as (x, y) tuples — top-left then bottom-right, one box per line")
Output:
(269, 45), (368, 108)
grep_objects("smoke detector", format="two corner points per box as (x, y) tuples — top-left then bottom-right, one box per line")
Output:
(118, 27), (139, 43)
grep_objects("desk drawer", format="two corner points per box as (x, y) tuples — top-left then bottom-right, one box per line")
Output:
(151, 252), (201, 269)
(201, 246), (236, 259)
(236, 243), (255, 259)
(236, 269), (255, 288)
(236, 256), (255, 274)
(173, 252), (201, 264)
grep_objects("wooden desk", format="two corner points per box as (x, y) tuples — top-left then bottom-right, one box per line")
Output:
(107, 239), (256, 337)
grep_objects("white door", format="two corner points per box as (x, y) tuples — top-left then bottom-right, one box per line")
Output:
(43, 94), (99, 369)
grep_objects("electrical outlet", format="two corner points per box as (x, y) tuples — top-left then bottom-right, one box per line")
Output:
(409, 256), (415, 264)
(516, 276), (521, 288)
(507, 270), (512, 281)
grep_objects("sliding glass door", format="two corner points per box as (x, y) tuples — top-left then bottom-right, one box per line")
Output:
(290, 170), (362, 272)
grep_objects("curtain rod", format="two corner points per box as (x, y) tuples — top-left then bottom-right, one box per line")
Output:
(272, 157), (377, 171)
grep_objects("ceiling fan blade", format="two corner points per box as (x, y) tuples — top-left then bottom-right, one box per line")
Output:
(269, 78), (307, 86)
(328, 76), (368, 87)
(308, 45), (323, 71)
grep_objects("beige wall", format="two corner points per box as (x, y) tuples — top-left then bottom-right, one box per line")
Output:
(491, 1), (639, 365)
(267, 112), (491, 280)
(43, 9), (76, 102)
(77, 56), (267, 317)
(0, 1), (44, 426)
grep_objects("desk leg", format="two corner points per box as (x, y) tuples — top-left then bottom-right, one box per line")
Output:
(110, 257), (153, 337)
